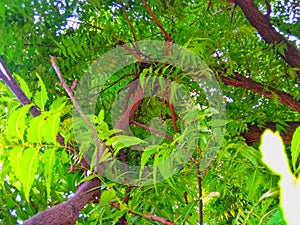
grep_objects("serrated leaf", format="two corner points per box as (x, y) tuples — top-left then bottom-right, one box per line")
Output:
(212, 119), (229, 127)
(158, 76), (166, 89)
(42, 110), (63, 143)
(43, 147), (56, 198)
(27, 113), (47, 143)
(34, 74), (48, 111)
(9, 147), (39, 202)
(27, 107), (62, 144)
(291, 126), (300, 171)
(6, 104), (32, 142)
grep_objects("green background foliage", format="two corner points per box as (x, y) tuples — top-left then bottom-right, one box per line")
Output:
(0, 0), (299, 224)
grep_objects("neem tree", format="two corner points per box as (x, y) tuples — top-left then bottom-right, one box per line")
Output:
(0, 0), (299, 224)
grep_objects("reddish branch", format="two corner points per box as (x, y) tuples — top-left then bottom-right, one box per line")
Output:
(234, 0), (300, 75)
(220, 72), (300, 113)
(115, 82), (144, 130)
(188, 155), (203, 225)
(141, 0), (171, 54)
(168, 87), (179, 133)
(118, 0), (138, 44)
(110, 202), (177, 225)
(50, 56), (103, 159)
(120, 41), (143, 62)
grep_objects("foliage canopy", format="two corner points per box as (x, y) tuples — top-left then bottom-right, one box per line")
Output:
(0, 0), (299, 224)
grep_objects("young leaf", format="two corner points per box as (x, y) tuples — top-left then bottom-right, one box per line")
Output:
(97, 109), (105, 122)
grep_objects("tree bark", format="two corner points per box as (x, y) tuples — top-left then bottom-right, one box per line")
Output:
(235, 0), (300, 75)
(242, 122), (300, 145)
(23, 178), (100, 225)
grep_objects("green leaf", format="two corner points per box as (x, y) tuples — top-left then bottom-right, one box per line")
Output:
(141, 145), (158, 167)
(42, 110), (62, 143)
(100, 189), (117, 206)
(97, 109), (105, 122)
(291, 126), (300, 171)
(9, 147), (40, 202)
(43, 147), (56, 198)
(239, 145), (260, 166)
(107, 135), (146, 148)
(27, 108), (62, 143)
(49, 97), (67, 110)
(14, 74), (33, 100)
(6, 104), (32, 142)
(33, 74), (48, 111)
(27, 113), (47, 143)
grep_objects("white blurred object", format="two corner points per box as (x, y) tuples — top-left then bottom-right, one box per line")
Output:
(260, 129), (300, 225)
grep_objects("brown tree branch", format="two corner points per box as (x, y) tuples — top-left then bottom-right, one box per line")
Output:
(115, 82), (144, 130)
(219, 72), (300, 113)
(120, 41), (143, 62)
(23, 178), (100, 225)
(235, 0), (300, 75)
(242, 122), (300, 145)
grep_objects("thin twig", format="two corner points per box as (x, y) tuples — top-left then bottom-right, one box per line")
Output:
(76, 74), (135, 101)
(118, 0), (138, 45)
(110, 202), (177, 225)
(167, 87), (178, 133)
(141, 0), (170, 42)
(120, 41), (143, 62)
(141, 0), (170, 54)
(188, 154), (203, 225)
(50, 56), (103, 159)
